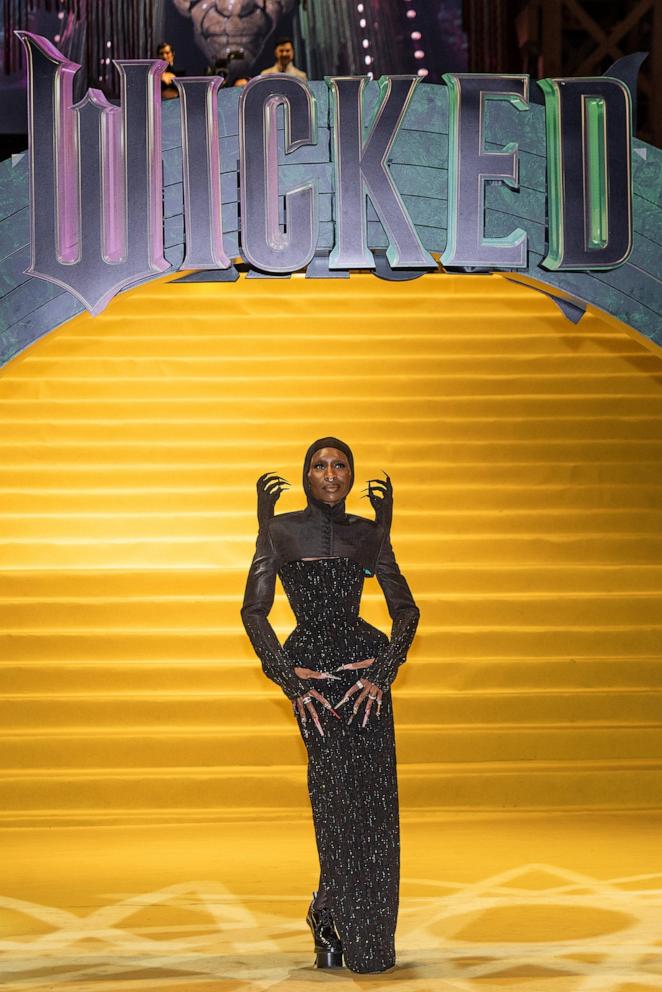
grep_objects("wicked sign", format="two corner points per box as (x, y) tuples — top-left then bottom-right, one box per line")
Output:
(17, 31), (638, 317)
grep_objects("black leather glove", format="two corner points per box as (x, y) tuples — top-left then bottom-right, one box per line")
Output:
(362, 471), (393, 534)
(256, 472), (289, 531)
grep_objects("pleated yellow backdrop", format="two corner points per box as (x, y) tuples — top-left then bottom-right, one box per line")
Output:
(1, 270), (661, 826)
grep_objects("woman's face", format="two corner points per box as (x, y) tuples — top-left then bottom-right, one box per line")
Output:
(307, 447), (352, 505)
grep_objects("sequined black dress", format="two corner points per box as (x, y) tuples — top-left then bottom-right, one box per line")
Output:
(281, 555), (399, 973)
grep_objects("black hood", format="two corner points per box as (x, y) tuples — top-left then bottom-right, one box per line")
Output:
(302, 436), (354, 520)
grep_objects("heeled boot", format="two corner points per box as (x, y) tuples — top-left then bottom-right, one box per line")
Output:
(306, 891), (343, 968)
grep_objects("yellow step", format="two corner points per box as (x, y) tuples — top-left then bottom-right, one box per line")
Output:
(1, 591), (662, 629)
(1, 723), (661, 770)
(1, 565), (662, 597)
(0, 688), (658, 729)
(1, 507), (661, 540)
(2, 657), (661, 694)
(4, 416), (662, 445)
(3, 394), (662, 417)
(2, 439), (662, 465)
(14, 354), (662, 382)
(2, 625), (662, 661)
(3, 375), (662, 403)
(2, 484), (662, 514)
(35, 327), (649, 358)
(1, 461), (660, 490)
(2, 534), (662, 569)
(0, 759), (660, 820)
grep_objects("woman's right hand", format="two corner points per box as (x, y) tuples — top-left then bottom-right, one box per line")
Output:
(293, 687), (341, 737)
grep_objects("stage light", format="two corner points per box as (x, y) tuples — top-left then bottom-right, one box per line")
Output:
(364, 55), (372, 64)
(357, 2), (364, 9)
(362, 38), (370, 48)
(402, 0), (428, 77)
(360, 18), (366, 27)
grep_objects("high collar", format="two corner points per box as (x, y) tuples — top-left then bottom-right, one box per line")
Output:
(305, 494), (349, 522)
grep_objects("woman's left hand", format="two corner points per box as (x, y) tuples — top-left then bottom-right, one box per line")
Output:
(334, 677), (383, 726)
(334, 658), (375, 671)
(293, 666), (342, 681)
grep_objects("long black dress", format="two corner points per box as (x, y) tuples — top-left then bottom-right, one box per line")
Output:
(281, 555), (400, 972)
(241, 476), (420, 973)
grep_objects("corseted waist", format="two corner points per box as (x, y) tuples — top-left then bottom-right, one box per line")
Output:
(290, 610), (362, 626)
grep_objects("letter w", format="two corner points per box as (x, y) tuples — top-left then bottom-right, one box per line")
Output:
(17, 32), (168, 315)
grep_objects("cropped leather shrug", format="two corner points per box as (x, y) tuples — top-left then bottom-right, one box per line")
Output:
(240, 438), (420, 700)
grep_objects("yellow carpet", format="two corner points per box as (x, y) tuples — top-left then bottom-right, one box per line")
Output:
(0, 270), (662, 824)
(0, 812), (661, 990)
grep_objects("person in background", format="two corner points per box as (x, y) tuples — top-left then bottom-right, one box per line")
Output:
(259, 36), (307, 79)
(157, 41), (181, 100)
(226, 57), (252, 88)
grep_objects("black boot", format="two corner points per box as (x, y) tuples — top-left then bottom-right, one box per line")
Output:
(306, 892), (343, 968)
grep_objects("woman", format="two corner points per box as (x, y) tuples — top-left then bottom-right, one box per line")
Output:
(241, 437), (420, 973)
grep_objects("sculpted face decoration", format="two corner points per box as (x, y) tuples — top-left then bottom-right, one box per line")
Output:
(171, 0), (297, 67)
(307, 448), (353, 506)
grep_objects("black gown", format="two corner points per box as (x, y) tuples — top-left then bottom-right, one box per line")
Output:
(241, 495), (420, 973)
(281, 555), (400, 972)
